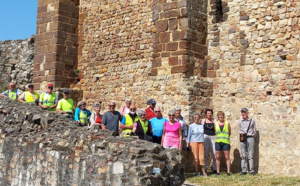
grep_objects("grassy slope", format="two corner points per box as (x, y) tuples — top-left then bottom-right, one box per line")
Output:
(185, 173), (300, 186)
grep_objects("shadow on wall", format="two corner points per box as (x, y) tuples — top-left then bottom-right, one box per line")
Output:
(231, 130), (260, 173)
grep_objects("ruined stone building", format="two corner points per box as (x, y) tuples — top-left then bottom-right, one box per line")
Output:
(0, 0), (299, 177)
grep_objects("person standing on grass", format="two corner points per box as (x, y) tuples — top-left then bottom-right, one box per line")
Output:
(187, 113), (207, 177)
(239, 107), (256, 176)
(215, 111), (231, 176)
(202, 109), (217, 174)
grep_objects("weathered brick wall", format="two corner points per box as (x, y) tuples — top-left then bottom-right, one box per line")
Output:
(0, 97), (185, 185)
(74, 0), (212, 119)
(34, 0), (79, 90)
(0, 37), (35, 91)
(208, 0), (300, 175)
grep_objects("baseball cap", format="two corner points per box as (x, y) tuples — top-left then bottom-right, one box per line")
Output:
(174, 107), (181, 111)
(63, 89), (69, 93)
(147, 99), (156, 105)
(241, 108), (248, 112)
(47, 84), (54, 87)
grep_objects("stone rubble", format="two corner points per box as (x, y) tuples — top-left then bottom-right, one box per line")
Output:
(0, 97), (185, 185)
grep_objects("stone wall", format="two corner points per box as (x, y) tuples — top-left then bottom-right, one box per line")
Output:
(207, 0), (300, 175)
(0, 97), (185, 185)
(0, 36), (35, 91)
(73, 0), (212, 119)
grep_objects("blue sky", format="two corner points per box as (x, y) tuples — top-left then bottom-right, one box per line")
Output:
(0, 1), (38, 41)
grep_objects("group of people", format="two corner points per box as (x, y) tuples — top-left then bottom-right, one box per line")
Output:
(1, 82), (257, 177)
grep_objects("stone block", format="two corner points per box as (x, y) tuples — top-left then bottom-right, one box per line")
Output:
(166, 42), (178, 51)
(164, 10), (180, 19)
(159, 32), (170, 43)
(163, 2), (177, 11)
(155, 20), (168, 32)
(169, 57), (178, 66)
(152, 58), (162, 68)
(171, 65), (186, 74)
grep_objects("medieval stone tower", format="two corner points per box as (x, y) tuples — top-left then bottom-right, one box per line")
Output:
(34, 0), (300, 175)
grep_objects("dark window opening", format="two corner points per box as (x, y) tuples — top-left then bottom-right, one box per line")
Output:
(216, 0), (224, 23)
(267, 91), (272, 96)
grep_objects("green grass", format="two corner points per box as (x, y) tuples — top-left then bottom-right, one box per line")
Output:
(184, 173), (300, 186)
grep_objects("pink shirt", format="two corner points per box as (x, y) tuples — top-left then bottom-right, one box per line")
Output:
(163, 121), (181, 148)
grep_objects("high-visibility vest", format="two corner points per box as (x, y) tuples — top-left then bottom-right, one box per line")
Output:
(25, 91), (39, 103)
(79, 110), (88, 125)
(6, 90), (17, 100)
(136, 119), (149, 134)
(215, 121), (230, 144)
(40, 93), (56, 111)
(123, 114), (139, 137)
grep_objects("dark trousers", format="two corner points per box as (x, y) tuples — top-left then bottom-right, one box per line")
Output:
(152, 136), (162, 144)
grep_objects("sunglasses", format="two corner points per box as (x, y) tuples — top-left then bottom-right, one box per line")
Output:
(130, 109), (136, 111)
(28, 86), (34, 88)
(109, 105), (116, 107)
(64, 92), (69, 94)
(48, 87), (53, 89)
(169, 114), (175, 117)
(140, 114), (146, 116)
(155, 111), (161, 113)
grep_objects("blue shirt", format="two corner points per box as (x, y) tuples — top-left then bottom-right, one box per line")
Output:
(187, 123), (204, 143)
(1, 89), (22, 97)
(150, 117), (168, 137)
(74, 107), (92, 122)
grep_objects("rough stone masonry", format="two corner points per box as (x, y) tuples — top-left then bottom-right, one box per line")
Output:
(0, 97), (185, 185)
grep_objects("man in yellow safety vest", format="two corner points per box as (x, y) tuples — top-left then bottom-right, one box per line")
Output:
(56, 89), (74, 114)
(0, 82), (22, 100)
(39, 84), (58, 111)
(120, 105), (139, 137)
(18, 83), (39, 105)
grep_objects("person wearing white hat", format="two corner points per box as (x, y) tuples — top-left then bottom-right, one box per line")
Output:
(18, 83), (39, 105)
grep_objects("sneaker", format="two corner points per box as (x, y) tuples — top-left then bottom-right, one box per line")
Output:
(195, 172), (200, 177)
(250, 172), (255, 176)
(240, 172), (247, 175)
(213, 170), (217, 174)
(227, 173), (231, 176)
(216, 172), (220, 176)
(203, 173), (208, 177)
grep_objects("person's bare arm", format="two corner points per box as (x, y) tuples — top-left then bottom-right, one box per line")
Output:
(132, 127), (137, 133)
(0, 94), (7, 98)
(50, 103), (58, 109)
(228, 123), (231, 136)
(39, 102), (49, 109)
(56, 108), (66, 114)
(119, 124), (133, 129)
(161, 128), (165, 146)
(17, 98), (24, 103)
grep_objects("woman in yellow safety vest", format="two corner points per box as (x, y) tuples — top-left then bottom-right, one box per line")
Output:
(74, 101), (91, 126)
(215, 111), (231, 176)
